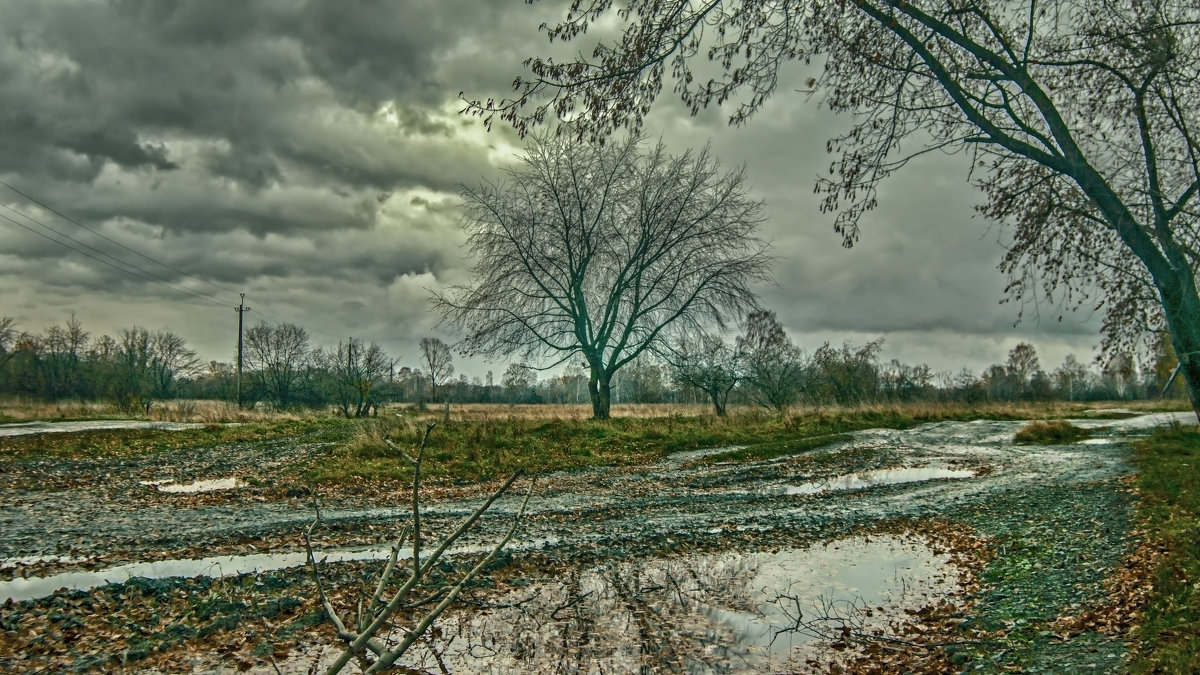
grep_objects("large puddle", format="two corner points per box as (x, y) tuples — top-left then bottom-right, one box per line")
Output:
(0, 539), (556, 604)
(765, 467), (976, 496)
(377, 533), (963, 674)
(0, 420), (206, 437)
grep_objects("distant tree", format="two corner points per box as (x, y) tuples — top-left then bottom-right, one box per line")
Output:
(0, 316), (15, 372)
(469, 0), (1200, 419)
(147, 330), (199, 400)
(811, 338), (885, 406)
(880, 359), (937, 403)
(501, 362), (536, 404)
(111, 327), (198, 412)
(419, 337), (455, 403)
(737, 311), (808, 413)
(616, 359), (667, 404)
(244, 322), (313, 408)
(40, 315), (89, 399)
(1005, 343), (1042, 397)
(1102, 353), (1139, 400)
(435, 132), (772, 419)
(324, 338), (390, 418)
(666, 333), (742, 416)
(1053, 354), (1092, 401)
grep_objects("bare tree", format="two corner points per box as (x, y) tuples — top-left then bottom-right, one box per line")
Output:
(737, 311), (809, 413)
(0, 316), (15, 365)
(435, 132), (772, 419)
(501, 361), (536, 404)
(665, 333), (742, 416)
(419, 337), (454, 404)
(244, 321), (312, 408)
(465, 0), (1200, 419)
(811, 338), (885, 406)
(324, 337), (390, 418)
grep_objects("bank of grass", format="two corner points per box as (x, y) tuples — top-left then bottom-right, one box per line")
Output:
(1127, 424), (1200, 672)
(302, 401), (1106, 485)
(0, 418), (358, 462)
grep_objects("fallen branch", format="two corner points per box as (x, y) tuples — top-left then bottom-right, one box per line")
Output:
(306, 422), (534, 674)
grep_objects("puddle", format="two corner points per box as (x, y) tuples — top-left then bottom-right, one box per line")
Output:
(0, 539), (555, 604)
(0, 420), (206, 437)
(383, 533), (963, 674)
(0, 548), (383, 603)
(139, 477), (243, 493)
(764, 467), (976, 496)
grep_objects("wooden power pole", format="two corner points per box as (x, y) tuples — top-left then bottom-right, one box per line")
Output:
(235, 293), (249, 407)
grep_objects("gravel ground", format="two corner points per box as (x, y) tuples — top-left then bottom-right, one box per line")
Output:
(0, 412), (1191, 672)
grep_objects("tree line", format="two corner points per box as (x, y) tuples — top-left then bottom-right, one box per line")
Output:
(0, 313), (1181, 416)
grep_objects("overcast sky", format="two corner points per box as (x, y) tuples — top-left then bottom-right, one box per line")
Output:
(0, 0), (1104, 380)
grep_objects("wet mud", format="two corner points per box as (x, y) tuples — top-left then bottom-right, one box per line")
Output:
(0, 412), (1193, 673)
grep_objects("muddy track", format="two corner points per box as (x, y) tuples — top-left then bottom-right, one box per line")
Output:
(2, 414), (1184, 571)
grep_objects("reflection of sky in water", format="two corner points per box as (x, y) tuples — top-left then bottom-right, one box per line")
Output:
(768, 467), (976, 496)
(138, 477), (243, 493)
(0, 542), (526, 603)
(397, 534), (961, 674)
(0, 420), (205, 437)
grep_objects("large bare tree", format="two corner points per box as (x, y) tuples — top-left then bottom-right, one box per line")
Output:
(436, 133), (772, 419)
(464, 0), (1200, 419)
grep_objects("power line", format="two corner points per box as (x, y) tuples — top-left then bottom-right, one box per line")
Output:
(0, 211), (233, 310)
(0, 201), (235, 308)
(0, 177), (243, 298)
(248, 297), (349, 339)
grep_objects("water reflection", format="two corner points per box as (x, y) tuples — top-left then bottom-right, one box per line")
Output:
(766, 467), (976, 496)
(395, 534), (962, 674)
(139, 477), (243, 493)
(0, 420), (205, 437)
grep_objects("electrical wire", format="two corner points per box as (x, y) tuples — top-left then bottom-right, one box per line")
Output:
(0, 211), (234, 310)
(0, 178), (243, 298)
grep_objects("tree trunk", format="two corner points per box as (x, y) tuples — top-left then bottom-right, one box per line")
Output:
(1158, 276), (1200, 423)
(588, 370), (611, 420)
(708, 387), (727, 417)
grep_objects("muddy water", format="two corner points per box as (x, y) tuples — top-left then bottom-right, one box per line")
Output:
(0, 415), (1165, 567)
(284, 534), (962, 675)
(760, 467), (975, 496)
(0, 414), (1186, 592)
(0, 420), (207, 437)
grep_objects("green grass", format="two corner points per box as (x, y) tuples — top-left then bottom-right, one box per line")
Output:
(1013, 420), (1091, 445)
(303, 404), (1040, 485)
(1127, 424), (1200, 672)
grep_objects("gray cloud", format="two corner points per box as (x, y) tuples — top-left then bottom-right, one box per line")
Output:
(0, 0), (1107, 375)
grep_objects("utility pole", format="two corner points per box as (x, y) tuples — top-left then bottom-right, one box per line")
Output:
(235, 293), (250, 407)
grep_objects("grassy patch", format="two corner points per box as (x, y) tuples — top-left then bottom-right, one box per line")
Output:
(1013, 420), (1091, 445)
(1127, 424), (1200, 672)
(0, 418), (357, 462)
(304, 403), (1048, 486)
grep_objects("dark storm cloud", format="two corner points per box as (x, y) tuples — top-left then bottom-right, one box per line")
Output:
(0, 0), (1105, 371)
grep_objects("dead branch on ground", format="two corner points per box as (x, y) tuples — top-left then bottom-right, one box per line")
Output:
(305, 422), (533, 674)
